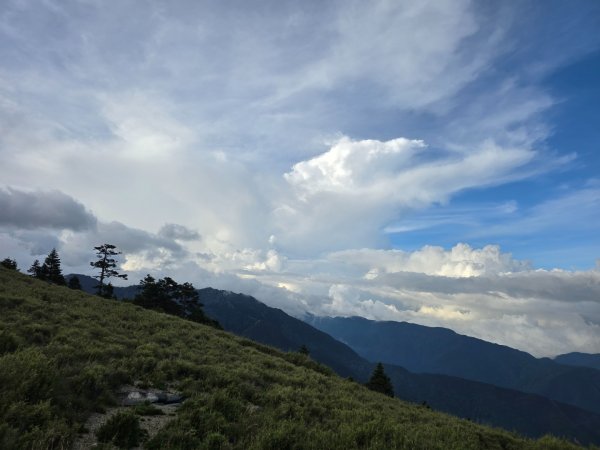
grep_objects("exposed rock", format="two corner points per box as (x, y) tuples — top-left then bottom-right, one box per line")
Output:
(117, 385), (184, 406)
(72, 385), (184, 449)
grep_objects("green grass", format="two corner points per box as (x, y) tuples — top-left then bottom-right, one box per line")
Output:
(0, 267), (587, 449)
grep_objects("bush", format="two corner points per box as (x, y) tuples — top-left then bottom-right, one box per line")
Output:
(0, 331), (18, 355)
(133, 401), (164, 416)
(96, 411), (145, 449)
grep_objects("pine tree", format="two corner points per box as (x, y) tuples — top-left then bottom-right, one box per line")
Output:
(1, 258), (18, 270)
(101, 282), (116, 299)
(42, 249), (66, 285)
(298, 344), (310, 356)
(28, 259), (42, 278)
(68, 275), (82, 290)
(90, 244), (127, 295)
(366, 362), (394, 397)
(133, 275), (219, 327)
(133, 276), (184, 316)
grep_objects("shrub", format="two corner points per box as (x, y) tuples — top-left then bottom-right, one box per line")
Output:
(0, 331), (18, 355)
(133, 401), (164, 416)
(96, 411), (145, 449)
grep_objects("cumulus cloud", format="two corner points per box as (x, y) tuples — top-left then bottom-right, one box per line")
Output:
(285, 137), (426, 197)
(275, 137), (538, 255)
(0, 187), (97, 231)
(329, 243), (531, 278)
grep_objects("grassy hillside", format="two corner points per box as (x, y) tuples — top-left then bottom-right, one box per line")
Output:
(199, 289), (600, 445)
(0, 268), (586, 449)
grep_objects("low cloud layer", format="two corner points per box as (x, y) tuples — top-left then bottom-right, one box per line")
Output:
(1, 185), (598, 357)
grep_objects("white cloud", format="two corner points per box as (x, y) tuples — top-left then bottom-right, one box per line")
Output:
(285, 137), (426, 197)
(227, 243), (600, 357)
(276, 137), (538, 255)
(329, 243), (530, 279)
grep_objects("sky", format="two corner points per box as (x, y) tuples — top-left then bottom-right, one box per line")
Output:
(1, 0), (599, 357)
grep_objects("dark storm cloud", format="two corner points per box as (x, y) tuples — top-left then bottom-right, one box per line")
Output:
(0, 187), (97, 231)
(99, 221), (184, 255)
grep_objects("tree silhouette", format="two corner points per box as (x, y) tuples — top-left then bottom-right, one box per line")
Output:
(134, 274), (219, 327)
(299, 344), (310, 356)
(68, 275), (82, 290)
(134, 275), (179, 314)
(90, 244), (127, 296)
(1, 258), (18, 271)
(366, 362), (394, 397)
(28, 259), (42, 278)
(102, 282), (116, 299)
(42, 249), (66, 285)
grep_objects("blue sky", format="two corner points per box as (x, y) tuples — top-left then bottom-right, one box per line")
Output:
(0, 0), (599, 355)
(388, 46), (600, 269)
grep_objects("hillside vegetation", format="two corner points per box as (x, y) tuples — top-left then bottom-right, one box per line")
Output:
(0, 267), (586, 449)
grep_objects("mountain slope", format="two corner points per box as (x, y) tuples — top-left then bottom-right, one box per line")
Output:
(2, 267), (571, 450)
(307, 316), (600, 415)
(555, 353), (600, 371)
(199, 287), (371, 379)
(197, 288), (600, 445)
(70, 274), (600, 444)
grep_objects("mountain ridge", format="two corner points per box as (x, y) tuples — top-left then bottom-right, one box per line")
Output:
(69, 273), (600, 443)
(555, 352), (600, 371)
(306, 315), (600, 415)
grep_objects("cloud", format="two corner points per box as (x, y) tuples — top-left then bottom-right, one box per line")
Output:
(284, 137), (426, 197)
(0, 1), (566, 260)
(0, 186), (97, 230)
(329, 243), (531, 278)
(227, 243), (600, 357)
(158, 223), (201, 241)
(276, 137), (538, 255)
(472, 185), (600, 238)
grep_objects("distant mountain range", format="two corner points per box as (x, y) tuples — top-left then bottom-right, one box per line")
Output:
(306, 316), (600, 415)
(70, 274), (600, 444)
(197, 288), (600, 444)
(555, 352), (600, 371)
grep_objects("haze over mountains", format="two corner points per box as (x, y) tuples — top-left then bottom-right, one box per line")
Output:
(73, 275), (600, 444)
(307, 316), (600, 415)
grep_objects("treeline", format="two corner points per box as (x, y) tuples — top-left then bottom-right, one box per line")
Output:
(133, 274), (220, 328)
(1, 244), (219, 329)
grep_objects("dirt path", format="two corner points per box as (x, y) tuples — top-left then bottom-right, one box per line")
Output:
(72, 387), (183, 449)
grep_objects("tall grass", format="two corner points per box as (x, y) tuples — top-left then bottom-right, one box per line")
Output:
(0, 267), (587, 449)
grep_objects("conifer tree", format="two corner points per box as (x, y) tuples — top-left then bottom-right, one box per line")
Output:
(299, 344), (310, 356)
(133, 274), (219, 327)
(90, 244), (127, 296)
(366, 362), (394, 397)
(101, 282), (116, 299)
(1, 258), (18, 270)
(28, 259), (42, 278)
(42, 248), (66, 285)
(68, 275), (82, 290)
